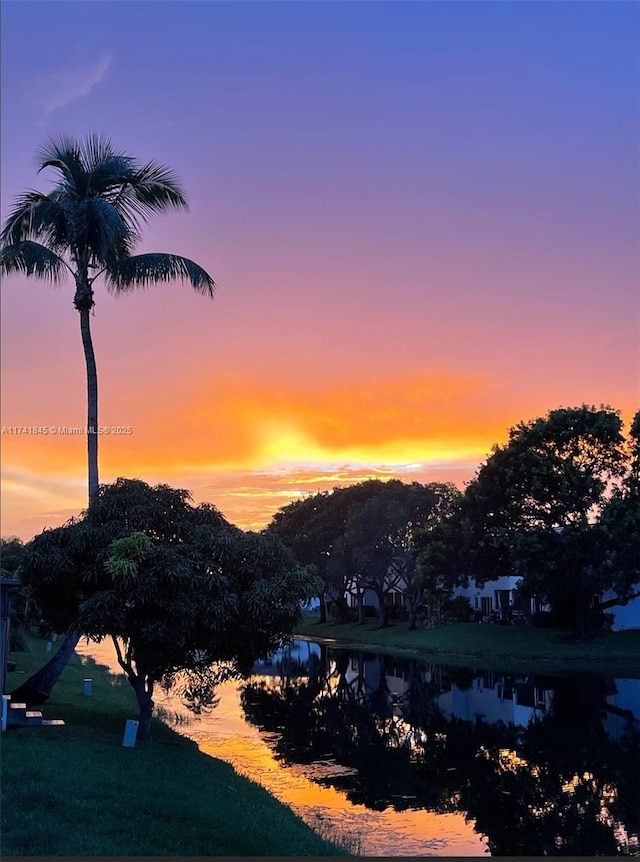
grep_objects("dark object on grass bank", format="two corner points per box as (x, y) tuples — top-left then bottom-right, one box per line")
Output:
(532, 611), (554, 628)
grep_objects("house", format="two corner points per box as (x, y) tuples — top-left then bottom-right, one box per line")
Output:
(344, 582), (405, 616)
(342, 572), (542, 622)
(340, 566), (638, 629)
(601, 585), (640, 632)
(451, 575), (550, 621)
(452, 575), (518, 620)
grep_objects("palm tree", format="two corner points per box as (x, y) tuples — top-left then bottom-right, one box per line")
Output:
(0, 133), (215, 506)
(1, 133), (215, 705)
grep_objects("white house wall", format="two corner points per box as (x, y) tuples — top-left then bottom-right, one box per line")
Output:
(453, 576), (521, 612)
(603, 587), (640, 631)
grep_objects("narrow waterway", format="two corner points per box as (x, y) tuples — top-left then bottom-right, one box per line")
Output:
(76, 638), (640, 857)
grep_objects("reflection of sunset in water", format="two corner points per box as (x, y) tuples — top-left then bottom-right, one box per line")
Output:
(76, 639), (489, 856)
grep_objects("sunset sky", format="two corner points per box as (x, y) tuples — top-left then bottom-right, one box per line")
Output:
(1, 1), (638, 540)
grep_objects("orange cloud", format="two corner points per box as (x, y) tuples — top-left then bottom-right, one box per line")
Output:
(0, 367), (504, 537)
(162, 368), (503, 467)
(4, 365), (634, 539)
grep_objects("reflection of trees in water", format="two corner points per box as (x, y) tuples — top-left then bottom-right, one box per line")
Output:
(240, 647), (640, 856)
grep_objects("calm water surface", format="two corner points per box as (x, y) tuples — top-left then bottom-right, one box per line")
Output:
(77, 638), (640, 857)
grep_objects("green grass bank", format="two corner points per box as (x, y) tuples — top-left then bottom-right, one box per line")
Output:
(295, 617), (640, 676)
(2, 635), (348, 857)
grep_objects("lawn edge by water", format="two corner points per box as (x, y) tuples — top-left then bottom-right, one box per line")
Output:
(294, 617), (640, 676)
(2, 634), (349, 857)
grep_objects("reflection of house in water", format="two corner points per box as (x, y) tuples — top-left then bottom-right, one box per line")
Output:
(437, 670), (552, 727)
(251, 640), (322, 677)
(344, 653), (414, 708)
(339, 654), (554, 728)
(254, 641), (640, 757)
(603, 678), (640, 742)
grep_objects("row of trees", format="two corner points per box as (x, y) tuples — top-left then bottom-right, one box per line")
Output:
(269, 405), (640, 633)
(269, 479), (459, 627)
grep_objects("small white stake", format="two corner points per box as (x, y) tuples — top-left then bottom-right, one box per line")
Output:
(122, 719), (139, 747)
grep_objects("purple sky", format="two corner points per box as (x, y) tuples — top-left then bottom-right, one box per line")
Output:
(1, 1), (638, 538)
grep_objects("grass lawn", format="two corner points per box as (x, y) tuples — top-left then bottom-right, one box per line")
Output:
(295, 617), (640, 676)
(2, 634), (348, 857)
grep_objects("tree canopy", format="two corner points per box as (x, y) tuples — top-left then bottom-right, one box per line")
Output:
(448, 405), (638, 630)
(269, 406), (639, 634)
(16, 478), (315, 739)
(269, 479), (458, 625)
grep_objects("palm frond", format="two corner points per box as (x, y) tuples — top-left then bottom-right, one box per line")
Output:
(105, 253), (215, 297)
(37, 134), (85, 194)
(74, 197), (139, 263)
(129, 160), (188, 208)
(0, 191), (69, 248)
(0, 241), (67, 282)
(79, 132), (123, 172)
(89, 155), (138, 195)
(109, 161), (188, 228)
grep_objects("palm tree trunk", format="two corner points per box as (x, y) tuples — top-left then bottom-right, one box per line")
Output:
(16, 282), (102, 708)
(9, 624), (82, 704)
(78, 305), (99, 507)
(10, 305), (97, 706)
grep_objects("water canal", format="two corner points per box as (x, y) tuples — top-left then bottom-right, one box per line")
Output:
(77, 638), (640, 856)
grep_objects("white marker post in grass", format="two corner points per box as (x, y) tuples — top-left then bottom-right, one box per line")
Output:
(122, 719), (139, 747)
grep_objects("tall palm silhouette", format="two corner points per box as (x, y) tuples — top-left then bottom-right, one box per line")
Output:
(1, 134), (215, 704)
(0, 133), (215, 506)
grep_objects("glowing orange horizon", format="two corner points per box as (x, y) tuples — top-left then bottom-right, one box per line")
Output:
(2, 367), (636, 540)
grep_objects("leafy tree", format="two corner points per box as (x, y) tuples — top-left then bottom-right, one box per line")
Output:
(457, 405), (631, 631)
(12, 479), (315, 738)
(0, 536), (26, 575)
(268, 481), (391, 622)
(0, 133), (215, 506)
(270, 480), (457, 625)
(340, 481), (458, 626)
(597, 409), (640, 614)
(407, 489), (466, 628)
(1, 536), (32, 648)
